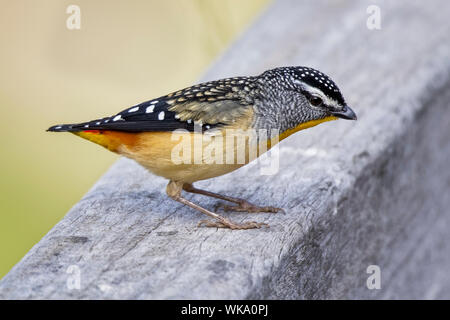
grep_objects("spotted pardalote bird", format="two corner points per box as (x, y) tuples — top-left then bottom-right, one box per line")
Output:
(48, 66), (356, 230)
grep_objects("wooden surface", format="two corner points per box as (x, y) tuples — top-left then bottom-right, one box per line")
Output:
(1, 0), (450, 299)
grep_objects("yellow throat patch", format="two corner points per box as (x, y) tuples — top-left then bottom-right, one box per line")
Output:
(270, 116), (338, 147)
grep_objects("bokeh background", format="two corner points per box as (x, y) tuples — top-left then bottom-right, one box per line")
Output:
(0, 0), (268, 278)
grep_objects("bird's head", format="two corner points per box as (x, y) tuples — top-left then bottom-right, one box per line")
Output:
(255, 66), (356, 135)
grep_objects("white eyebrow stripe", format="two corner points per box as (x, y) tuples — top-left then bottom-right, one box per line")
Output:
(296, 81), (339, 107)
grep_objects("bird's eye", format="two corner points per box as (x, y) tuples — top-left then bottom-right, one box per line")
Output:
(309, 96), (323, 107)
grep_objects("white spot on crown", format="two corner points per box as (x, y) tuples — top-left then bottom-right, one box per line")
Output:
(158, 111), (165, 120)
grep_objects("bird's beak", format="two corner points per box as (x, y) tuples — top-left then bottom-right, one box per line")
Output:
(331, 105), (357, 120)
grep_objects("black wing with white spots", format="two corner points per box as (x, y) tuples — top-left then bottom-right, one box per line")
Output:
(48, 77), (257, 133)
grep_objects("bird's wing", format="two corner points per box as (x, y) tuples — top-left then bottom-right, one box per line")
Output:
(48, 77), (257, 133)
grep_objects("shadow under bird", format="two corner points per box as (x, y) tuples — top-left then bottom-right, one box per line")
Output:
(48, 66), (357, 230)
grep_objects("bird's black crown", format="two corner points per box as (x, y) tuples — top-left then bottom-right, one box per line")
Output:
(261, 66), (346, 106)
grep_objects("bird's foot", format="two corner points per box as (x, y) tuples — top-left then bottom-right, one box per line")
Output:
(198, 219), (268, 230)
(215, 200), (285, 214)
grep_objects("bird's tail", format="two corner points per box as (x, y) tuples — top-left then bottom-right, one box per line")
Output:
(48, 123), (79, 132)
(47, 117), (109, 132)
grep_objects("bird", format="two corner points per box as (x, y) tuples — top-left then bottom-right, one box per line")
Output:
(48, 66), (356, 230)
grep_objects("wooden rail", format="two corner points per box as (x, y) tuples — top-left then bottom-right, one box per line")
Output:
(1, 0), (450, 299)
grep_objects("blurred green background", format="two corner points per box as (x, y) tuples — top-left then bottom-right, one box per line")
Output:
(0, 0), (268, 279)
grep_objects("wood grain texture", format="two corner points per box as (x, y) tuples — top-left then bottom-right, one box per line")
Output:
(1, 0), (450, 299)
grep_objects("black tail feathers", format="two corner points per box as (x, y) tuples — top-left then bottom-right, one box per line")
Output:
(47, 124), (80, 132)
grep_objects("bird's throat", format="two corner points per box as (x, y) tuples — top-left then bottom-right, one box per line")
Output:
(271, 116), (338, 146)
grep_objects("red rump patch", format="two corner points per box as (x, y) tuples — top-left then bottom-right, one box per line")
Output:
(83, 130), (101, 134)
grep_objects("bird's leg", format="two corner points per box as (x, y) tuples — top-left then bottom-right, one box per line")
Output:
(166, 181), (267, 230)
(182, 183), (284, 214)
